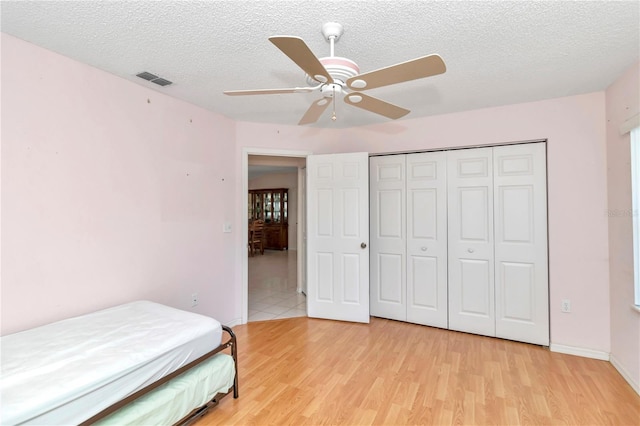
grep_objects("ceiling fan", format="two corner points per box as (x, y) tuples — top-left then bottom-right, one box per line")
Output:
(223, 22), (446, 125)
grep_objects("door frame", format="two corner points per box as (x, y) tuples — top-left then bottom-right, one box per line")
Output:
(297, 166), (307, 295)
(241, 147), (313, 324)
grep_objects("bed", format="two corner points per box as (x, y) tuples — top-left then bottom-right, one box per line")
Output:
(0, 301), (238, 425)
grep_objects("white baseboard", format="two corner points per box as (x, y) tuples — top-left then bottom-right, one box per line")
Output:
(225, 318), (243, 328)
(610, 354), (640, 396)
(550, 344), (610, 361)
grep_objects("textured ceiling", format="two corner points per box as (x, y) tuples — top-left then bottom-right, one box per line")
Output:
(2, 1), (639, 129)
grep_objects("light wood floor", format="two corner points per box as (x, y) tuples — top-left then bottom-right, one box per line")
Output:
(197, 317), (640, 425)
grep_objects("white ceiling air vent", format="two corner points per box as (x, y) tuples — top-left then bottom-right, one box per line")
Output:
(136, 71), (173, 87)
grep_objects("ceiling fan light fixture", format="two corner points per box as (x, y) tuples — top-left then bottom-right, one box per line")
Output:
(321, 83), (343, 98)
(349, 94), (363, 103)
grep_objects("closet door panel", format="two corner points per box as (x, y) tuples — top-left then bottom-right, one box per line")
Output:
(370, 156), (406, 321)
(459, 259), (492, 315)
(494, 143), (549, 345)
(378, 254), (404, 302)
(406, 152), (448, 328)
(410, 256), (438, 307)
(447, 148), (495, 336)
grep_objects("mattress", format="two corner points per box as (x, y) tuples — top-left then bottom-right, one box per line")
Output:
(0, 301), (222, 425)
(96, 353), (235, 426)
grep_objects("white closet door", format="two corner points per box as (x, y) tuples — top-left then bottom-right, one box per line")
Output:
(493, 143), (549, 345)
(447, 148), (495, 336)
(406, 152), (448, 328)
(369, 155), (406, 321)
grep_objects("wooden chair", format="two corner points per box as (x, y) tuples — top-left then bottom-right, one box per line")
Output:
(249, 220), (265, 256)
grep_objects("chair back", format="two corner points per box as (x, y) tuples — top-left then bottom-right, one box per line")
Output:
(249, 220), (265, 255)
(251, 219), (264, 234)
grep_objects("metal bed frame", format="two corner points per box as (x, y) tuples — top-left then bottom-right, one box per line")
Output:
(79, 325), (238, 425)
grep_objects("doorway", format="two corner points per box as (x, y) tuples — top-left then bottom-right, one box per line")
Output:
(241, 148), (311, 324)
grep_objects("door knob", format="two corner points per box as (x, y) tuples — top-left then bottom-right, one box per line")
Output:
(467, 248), (474, 253)
(361, 242), (367, 249)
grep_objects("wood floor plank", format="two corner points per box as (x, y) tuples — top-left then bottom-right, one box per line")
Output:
(197, 317), (640, 425)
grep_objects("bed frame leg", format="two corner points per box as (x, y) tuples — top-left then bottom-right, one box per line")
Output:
(222, 325), (239, 398)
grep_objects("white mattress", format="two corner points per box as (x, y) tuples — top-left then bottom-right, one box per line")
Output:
(0, 301), (223, 425)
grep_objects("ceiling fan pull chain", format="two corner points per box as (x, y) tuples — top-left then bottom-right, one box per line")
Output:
(332, 85), (337, 121)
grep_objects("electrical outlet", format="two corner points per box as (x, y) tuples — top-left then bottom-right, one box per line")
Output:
(191, 293), (198, 307)
(561, 299), (571, 313)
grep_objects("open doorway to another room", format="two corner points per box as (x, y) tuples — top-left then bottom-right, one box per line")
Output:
(247, 155), (307, 322)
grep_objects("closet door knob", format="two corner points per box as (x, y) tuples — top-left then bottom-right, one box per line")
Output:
(361, 242), (367, 249)
(467, 248), (475, 253)
(421, 247), (428, 251)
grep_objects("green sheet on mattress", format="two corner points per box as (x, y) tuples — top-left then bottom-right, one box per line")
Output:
(96, 353), (235, 426)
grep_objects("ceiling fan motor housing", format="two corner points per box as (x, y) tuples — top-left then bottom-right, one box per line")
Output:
(306, 57), (360, 88)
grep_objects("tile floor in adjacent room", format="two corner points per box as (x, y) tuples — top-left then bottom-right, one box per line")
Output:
(248, 249), (306, 322)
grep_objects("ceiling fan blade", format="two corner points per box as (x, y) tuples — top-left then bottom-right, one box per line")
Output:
(344, 93), (410, 120)
(299, 98), (331, 125)
(224, 87), (316, 96)
(346, 54), (446, 91)
(269, 36), (334, 84)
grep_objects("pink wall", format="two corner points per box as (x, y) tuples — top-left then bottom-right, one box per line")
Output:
(1, 32), (620, 360)
(249, 172), (298, 249)
(606, 61), (640, 393)
(1, 34), (237, 334)
(236, 92), (611, 354)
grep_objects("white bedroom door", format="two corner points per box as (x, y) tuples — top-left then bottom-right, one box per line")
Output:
(306, 152), (370, 323)
(447, 147), (495, 336)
